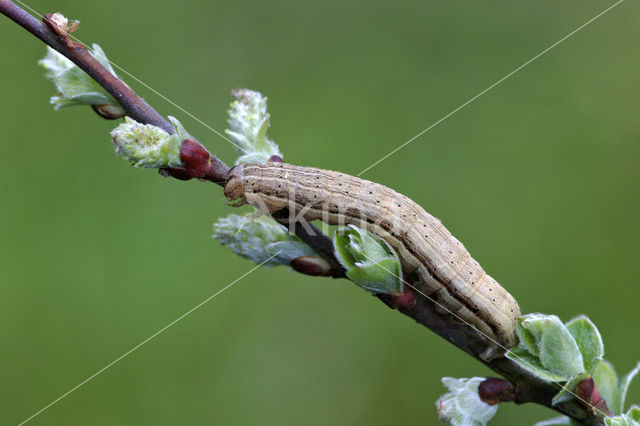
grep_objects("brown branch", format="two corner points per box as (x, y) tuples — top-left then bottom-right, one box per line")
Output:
(0, 0), (170, 132)
(0, 0), (229, 185)
(0, 2), (608, 425)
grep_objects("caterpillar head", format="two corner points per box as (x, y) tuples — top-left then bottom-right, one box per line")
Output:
(224, 164), (247, 207)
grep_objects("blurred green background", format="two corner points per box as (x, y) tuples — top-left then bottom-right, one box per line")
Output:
(1, 1), (639, 424)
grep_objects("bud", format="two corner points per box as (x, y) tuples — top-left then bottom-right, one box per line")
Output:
(290, 256), (332, 276)
(44, 12), (79, 36)
(213, 214), (319, 267)
(574, 377), (611, 416)
(92, 104), (126, 120)
(477, 378), (515, 406)
(437, 377), (498, 426)
(333, 225), (403, 295)
(226, 89), (282, 165)
(111, 117), (182, 168)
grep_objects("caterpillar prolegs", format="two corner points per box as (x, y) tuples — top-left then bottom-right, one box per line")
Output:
(224, 162), (521, 360)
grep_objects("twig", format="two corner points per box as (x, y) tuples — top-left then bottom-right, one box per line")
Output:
(0, 0), (230, 185)
(0, 1), (607, 424)
(0, 0), (170, 132)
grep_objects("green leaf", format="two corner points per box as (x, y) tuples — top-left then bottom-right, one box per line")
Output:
(539, 325), (584, 378)
(168, 116), (193, 141)
(516, 316), (541, 357)
(88, 44), (119, 77)
(605, 414), (640, 426)
(39, 45), (123, 114)
(566, 315), (604, 376)
(515, 314), (584, 379)
(333, 225), (403, 295)
(619, 362), (640, 414)
(345, 258), (402, 294)
(505, 346), (568, 382)
(50, 68), (113, 108)
(40, 46), (75, 77)
(437, 377), (498, 426)
(595, 360), (619, 414)
(628, 407), (640, 422)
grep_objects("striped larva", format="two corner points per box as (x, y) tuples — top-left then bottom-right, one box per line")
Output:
(224, 162), (521, 359)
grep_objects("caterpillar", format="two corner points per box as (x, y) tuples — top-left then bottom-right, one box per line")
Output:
(224, 162), (521, 359)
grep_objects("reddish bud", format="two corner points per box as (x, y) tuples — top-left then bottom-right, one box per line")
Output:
(394, 273), (418, 305)
(180, 139), (211, 177)
(268, 155), (284, 163)
(380, 274), (417, 309)
(392, 283), (417, 308)
(478, 378), (515, 406)
(290, 256), (332, 276)
(574, 377), (611, 416)
(161, 139), (213, 181)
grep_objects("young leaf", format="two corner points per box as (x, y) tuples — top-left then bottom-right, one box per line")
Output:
(88, 44), (119, 77)
(333, 225), (403, 295)
(604, 414), (640, 426)
(618, 362), (640, 415)
(628, 406), (640, 422)
(516, 314), (584, 379)
(168, 116), (194, 141)
(505, 346), (568, 383)
(515, 316), (541, 358)
(540, 321), (584, 377)
(436, 377), (498, 426)
(566, 315), (604, 376)
(595, 360), (619, 414)
(39, 45), (124, 115)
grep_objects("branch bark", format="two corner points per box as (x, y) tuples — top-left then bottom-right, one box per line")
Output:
(0, 1), (607, 424)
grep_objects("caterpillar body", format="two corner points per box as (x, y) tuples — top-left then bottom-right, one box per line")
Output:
(224, 162), (521, 359)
